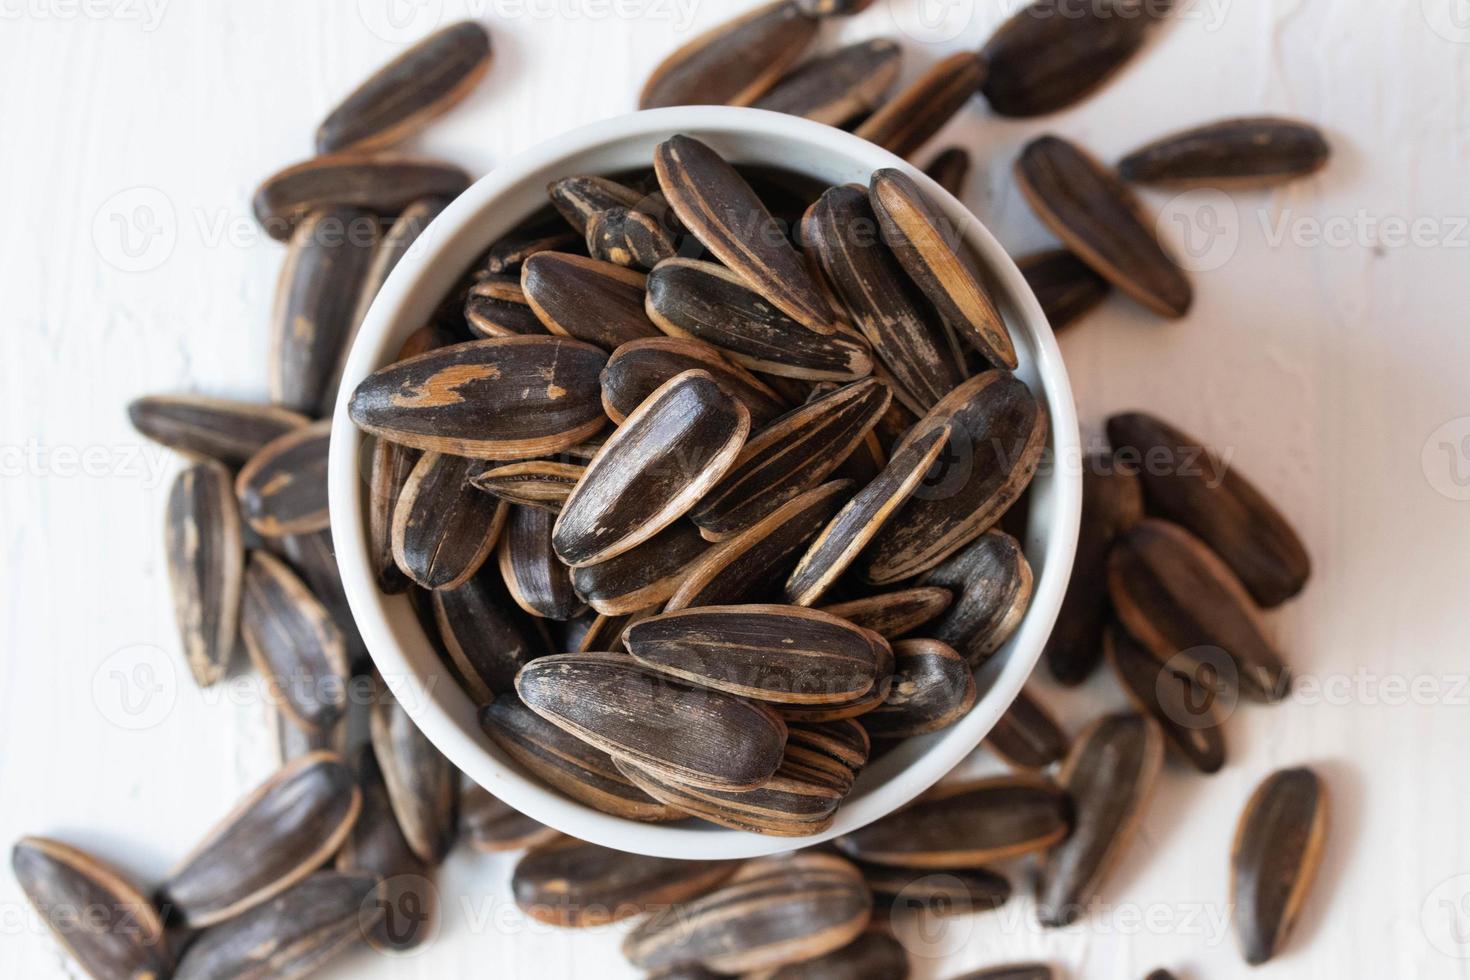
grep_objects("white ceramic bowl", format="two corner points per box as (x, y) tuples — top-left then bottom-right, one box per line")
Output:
(329, 106), (1081, 860)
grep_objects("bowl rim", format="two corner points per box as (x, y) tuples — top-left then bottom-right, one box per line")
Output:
(328, 105), (1082, 860)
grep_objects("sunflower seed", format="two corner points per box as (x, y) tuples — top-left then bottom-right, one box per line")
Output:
(172, 871), (380, 980)
(516, 652), (788, 791)
(1043, 453), (1144, 684)
(601, 336), (787, 427)
(626, 605), (883, 705)
(924, 147), (971, 197)
(369, 681), (457, 865)
(459, 783), (561, 852)
(369, 441), (417, 595)
(234, 419), (331, 538)
(655, 135), (843, 335)
(571, 610), (656, 654)
(861, 864), (1010, 916)
(861, 372), (1046, 584)
(753, 39), (902, 127)
(1015, 135), (1192, 318)
(1231, 767), (1328, 966)
(1107, 411), (1310, 607)
(786, 718), (870, 786)
(787, 427), (950, 605)
(165, 461), (243, 688)
(12, 837), (173, 980)
(647, 258), (872, 380)
(1037, 713), (1163, 927)
(158, 752), (360, 927)
(795, 0), (878, 14)
(692, 378), (888, 539)
(921, 529), (1034, 667)
(547, 175), (646, 233)
(1018, 249), (1111, 332)
(513, 838), (735, 928)
(749, 929), (908, 980)
(128, 395), (309, 467)
(1120, 117), (1330, 189)
(465, 276), (548, 338)
(240, 552), (350, 731)
(348, 336), (608, 459)
(499, 505), (584, 620)
(521, 252), (660, 350)
(640, 2), (819, 109)
(666, 480), (851, 611)
(470, 460), (584, 512)
(1109, 519), (1291, 702)
(554, 370), (749, 566)
(821, 587), (952, 640)
(270, 700), (346, 765)
(616, 757), (844, 837)
(804, 184), (961, 412)
(432, 565), (549, 703)
(481, 211), (585, 276)
(980, 0), (1166, 117)
(392, 451), (507, 590)
(834, 776), (1070, 868)
(587, 206), (679, 270)
(870, 168), (1016, 369)
(1107, 625), (1225, 774)
(952, 965), (1056, 980)
(316, 21), (490, 152)
(860, 638), (975, 739)
(570, 519), (710, 615)
(480, 693), (681, 822)
(622, 853), (871, 974)
(253, 154), (469, 241)
(336, 746), (433, 953)
(854, 52), (987, 159)
(984, 689), (1068, 771)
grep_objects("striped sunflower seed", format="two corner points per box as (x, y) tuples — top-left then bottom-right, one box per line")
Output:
(513, 839), (735, 928)
(1231, 767), (1329, 966)
(854, 52), (987, 159)
(616, 757), (845, 837)
(1017, 249), (1112, 332)
(1119, 117), (1330, 189)
(646, 258), (872, 380)
(753, 39), (902, 127)
(820, 587), (952, 640)
(157, 752), (360, 928)
(570, 520), (710, 616)
(464, 275), (547, 338)
(869, 168), (1016, 369)
(1036, 713), (1163, 927)
(499, 505), (584, 620)
(655, 134), (843, 335)
(586, 206), (678, 270)
(1106, 411), (1310, 607)
(480, 693), (681, 822)
(553, 370), (750, 567)
(166, 461), (243, 687)
(128, 394), (309, 468)
(640, 2), (819, 110)
(861, 863), (1010, 917)
(980, 0), (1167, 117)
(984, 689), (1068, 771)
(600, 336), (788, 427)
(520, 252), (660, 350)
(316, 21), (490, 153)
(480, 209), (585, 276)
(392, 451), (507, 590)
(252, 154), (469, 241)
(747, 930), (909, 979)
(860, 638), (975, 739)
(515, 652), (788, 792)
(1108, 519), (1291, 702)
(834, 775), (1070, 868)
(432, 564), (549, 703)
(459, 783), (560, 852)
(12, 836), (173, 980)
(922, 529), (1034, 667)
(369, 680), (457, 865)
(547, 175), (645, 233)
(1106, 624), (1226, 774)
(923, 147), (971, 198)
(240, 552), (350, 731)
(234, 419), (331, 538)
(1015, 135), (1192, 318)
(471, 460), (584, 513)
(348, 336), (608, 459)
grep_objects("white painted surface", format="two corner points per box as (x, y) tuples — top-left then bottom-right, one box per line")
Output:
(1, 2), (1468, 978)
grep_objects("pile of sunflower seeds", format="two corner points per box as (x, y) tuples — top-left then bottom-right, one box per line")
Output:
(13, 2), (1338, 978)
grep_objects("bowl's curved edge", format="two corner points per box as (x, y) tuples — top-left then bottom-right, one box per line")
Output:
(329, 106), (1082, 860)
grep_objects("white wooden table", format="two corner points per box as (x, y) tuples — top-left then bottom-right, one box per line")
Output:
(3, 1), (1469, 977)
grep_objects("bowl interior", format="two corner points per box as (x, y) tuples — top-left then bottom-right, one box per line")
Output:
(329, 107), (1081, 860)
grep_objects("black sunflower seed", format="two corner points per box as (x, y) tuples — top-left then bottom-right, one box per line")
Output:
(432, 564), (550, 704)
(640, 2), (819, 110)
(860, 638), (975, 739)
(234, 419), (331, 538)
(854, 52), (987, 159)
(128, 395), (309, 468)
(166, 461), (243, 687)
(1231, 767), (1329, 966)
(754, 39), (902, 127)
(820, 587), (952, 640)
(368, 680), (457, 865)
(1018, 249), (1112, 332)
(499, 505), (584, 620)
(459, 783), (561, 852)
(1119, 117), (1330, 188)
(570, 519), (710, 616)
(984, 689), (1068, 771)
(240, 552), (350, 731)
(253, 154), (469, 241)
(1106, 624), (1226, 774)
(600, 335), (788, 427)
(521, 252), (660, 350)
(470, 460), (584, 512)
(922, 529), (1034, 667)
(464, 275), (547, 338)
(392, 451), (507, 590)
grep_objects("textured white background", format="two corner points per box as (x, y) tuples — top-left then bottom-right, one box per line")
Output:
(3, 1), (1470, 978)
